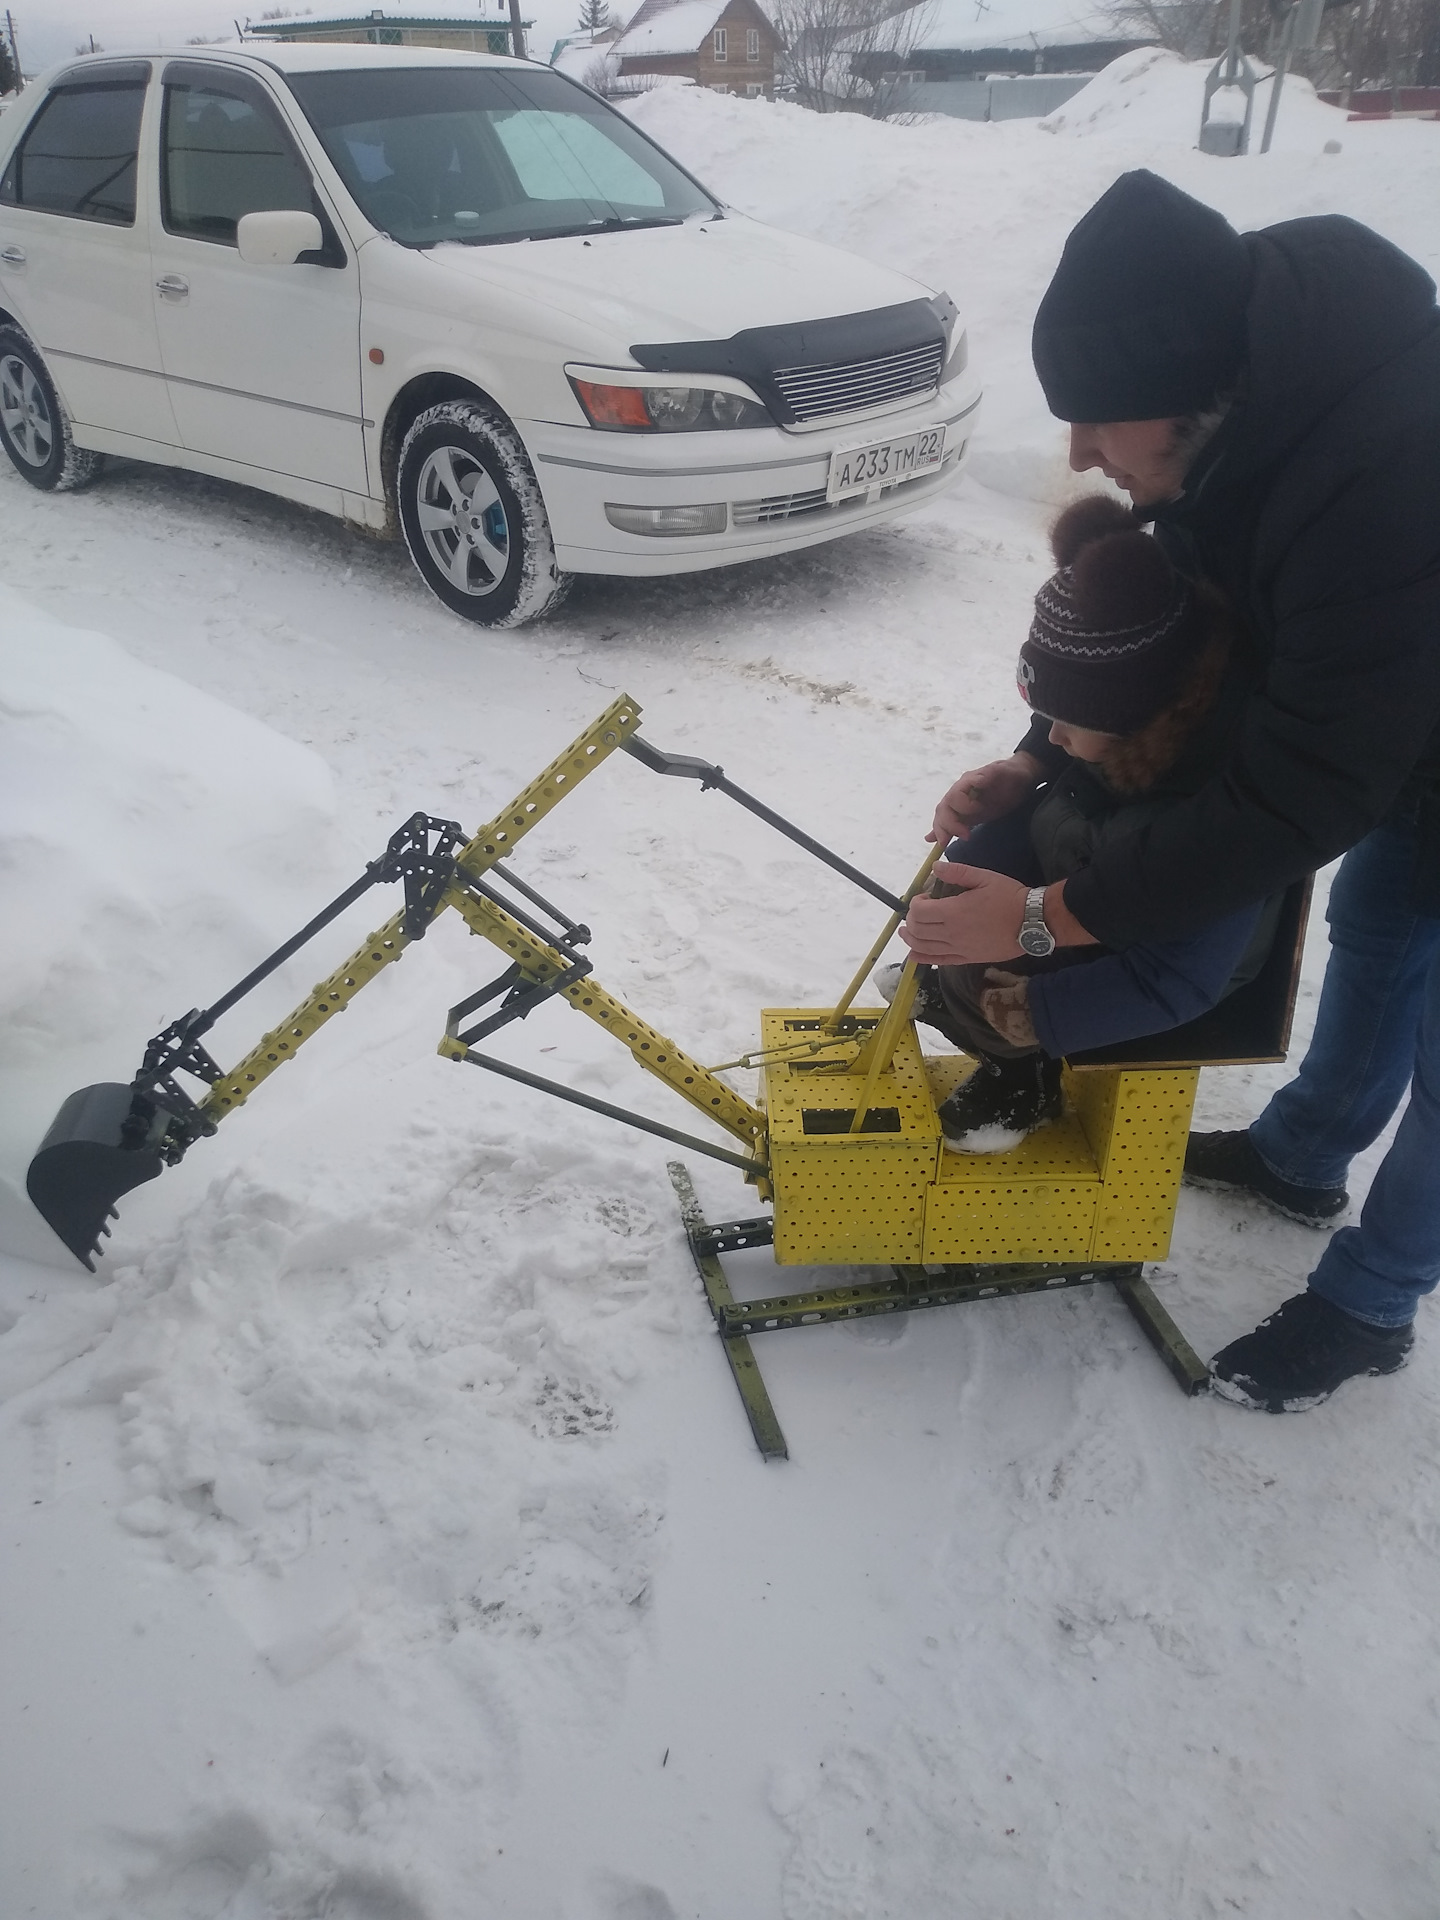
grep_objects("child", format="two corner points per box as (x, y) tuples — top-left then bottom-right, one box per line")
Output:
(887, 495), (1280, 1148)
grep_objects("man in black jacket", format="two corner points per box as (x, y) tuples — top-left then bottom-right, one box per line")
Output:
(901, 170), (1440, 1411)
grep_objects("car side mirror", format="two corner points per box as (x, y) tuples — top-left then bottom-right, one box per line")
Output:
(236, 210), (324, 267)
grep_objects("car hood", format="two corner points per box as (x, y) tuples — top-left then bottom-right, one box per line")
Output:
(420, 213), (936, 359)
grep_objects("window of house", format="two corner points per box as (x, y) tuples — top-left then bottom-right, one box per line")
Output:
(745, 83), (763, 97)
(162, 71), (317, 245)
(709, 82), (731, 92)
(0, 67), (149, 225)
(713, 27), (728, 60)
(746, 28), (760, 60)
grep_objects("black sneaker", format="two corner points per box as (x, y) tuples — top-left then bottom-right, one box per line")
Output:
(938, 1053), (1062, 1149)
(1184, 1129), (1348, 1228)
(1210, 1291), (1414, 1413)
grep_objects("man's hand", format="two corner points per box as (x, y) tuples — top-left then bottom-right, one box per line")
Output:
(929, 751), (1045, 848)
(900, 866), (1100, 965)
(899, 863), (1028, 965)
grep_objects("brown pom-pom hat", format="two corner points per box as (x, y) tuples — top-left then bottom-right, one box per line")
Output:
(1018, 496), (1206, 736)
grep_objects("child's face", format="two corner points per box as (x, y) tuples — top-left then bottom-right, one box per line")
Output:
(1049, 719), (1120, 761)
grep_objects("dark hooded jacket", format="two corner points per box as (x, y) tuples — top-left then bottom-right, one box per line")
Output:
(1019, 211), (1440, 947)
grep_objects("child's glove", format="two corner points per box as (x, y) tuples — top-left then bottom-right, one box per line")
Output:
(979, 968), (1038, 1049)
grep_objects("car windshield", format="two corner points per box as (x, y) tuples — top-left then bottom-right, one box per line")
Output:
(286, 65), (719, 247)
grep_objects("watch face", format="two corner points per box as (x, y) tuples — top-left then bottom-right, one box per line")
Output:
(1019, 925), (1055, 958)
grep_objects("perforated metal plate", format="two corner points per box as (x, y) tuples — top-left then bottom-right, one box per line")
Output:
(763, 1012), (1197, 1268)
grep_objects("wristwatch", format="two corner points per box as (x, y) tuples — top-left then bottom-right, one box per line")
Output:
(1018, 885), (1057, 958)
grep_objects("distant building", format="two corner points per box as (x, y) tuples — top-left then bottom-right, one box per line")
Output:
(247, 6), (528, 57)
(849, 0), (1155, 118)
(550, 22), (625, 88)
(611, 0), (783, 99)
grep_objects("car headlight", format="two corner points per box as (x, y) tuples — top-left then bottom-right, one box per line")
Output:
(941, 327), (969, 386)
(571, 377), (772, 433)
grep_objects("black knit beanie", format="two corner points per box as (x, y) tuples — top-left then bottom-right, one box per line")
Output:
(1018, 496), (1206, 735)
(1032, 170), (1252, 423)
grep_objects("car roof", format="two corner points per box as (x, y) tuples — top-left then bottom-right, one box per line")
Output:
(49, 43), (522, 82)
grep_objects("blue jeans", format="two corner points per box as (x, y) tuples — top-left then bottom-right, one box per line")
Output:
(1249, 815), (1440, 1327)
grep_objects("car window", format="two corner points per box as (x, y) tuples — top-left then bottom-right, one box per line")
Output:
(490, 111), (664, 210)
(0, 73), (147, 226)
(287, 64), (715, 248)
(162, 75), (316, 244)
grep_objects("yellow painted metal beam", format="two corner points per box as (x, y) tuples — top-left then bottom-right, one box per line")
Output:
(441, 884), (767, 1153)
(456, 693), (642, 882)
(195, 697), (643, 1129)
(200, 911), (412, 1123)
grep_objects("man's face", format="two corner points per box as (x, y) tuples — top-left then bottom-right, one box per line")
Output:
(1068, 419), (1189, 508)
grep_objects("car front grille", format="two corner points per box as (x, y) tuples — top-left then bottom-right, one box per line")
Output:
(772, 340), (944, 423)
(731, 486), (837, 527)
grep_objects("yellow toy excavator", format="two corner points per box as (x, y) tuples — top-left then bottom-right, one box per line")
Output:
(26, 697), (1308, 1457)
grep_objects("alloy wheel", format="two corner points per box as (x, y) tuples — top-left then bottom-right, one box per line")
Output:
(413, 445), (510, 597)
(0, 353), (55, 469)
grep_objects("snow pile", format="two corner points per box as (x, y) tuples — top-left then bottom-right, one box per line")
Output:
(1039, 45), (1345, 146)
(0, 587), (345, 1262)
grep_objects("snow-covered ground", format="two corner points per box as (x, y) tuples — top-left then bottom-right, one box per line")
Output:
(3, 54), (1440, 1920)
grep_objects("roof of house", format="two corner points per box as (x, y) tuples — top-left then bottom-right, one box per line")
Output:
(901, 0), (1144, 53)
(248, 4), (522, 35)
(613, 0), (733, 58)
(551, 35), (619, 78)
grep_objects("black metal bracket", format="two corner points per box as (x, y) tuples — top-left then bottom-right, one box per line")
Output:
(367, 812), (467, 939)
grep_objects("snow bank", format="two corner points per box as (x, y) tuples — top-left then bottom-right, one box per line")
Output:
(0, 586), (342, 1261)
(1039, 45), (1345, 147)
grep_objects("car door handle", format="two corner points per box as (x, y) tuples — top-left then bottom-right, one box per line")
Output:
(0, 246), (24, 266)
(155, 274), (189, 301)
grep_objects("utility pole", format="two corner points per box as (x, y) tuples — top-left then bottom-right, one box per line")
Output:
(506, 0), (527, 58)
(5, 10), (22, 90)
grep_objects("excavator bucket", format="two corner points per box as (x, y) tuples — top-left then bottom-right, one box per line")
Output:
(25, 1084), (171, 1271)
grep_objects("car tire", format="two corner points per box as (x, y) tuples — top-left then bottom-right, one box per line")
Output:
(397, 399), (570, 628)
(0, 328), (105, 492)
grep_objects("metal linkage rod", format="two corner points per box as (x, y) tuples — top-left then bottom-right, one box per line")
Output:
(457, 1048), (766, 1176)
(490, 861), (590, 946)
(202, 867), (381, 1030)
(622, 735), (906, 916)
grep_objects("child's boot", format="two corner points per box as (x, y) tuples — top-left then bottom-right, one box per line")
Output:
(938, 1052), (1062, 1149)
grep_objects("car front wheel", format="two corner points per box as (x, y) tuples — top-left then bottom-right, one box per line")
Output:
(0, 328), (105, 492)
(397, 399), (570, 628)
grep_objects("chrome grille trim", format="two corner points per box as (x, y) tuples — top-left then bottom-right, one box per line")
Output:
(773, 341), (944, 421)
(732, 486), (836, 526)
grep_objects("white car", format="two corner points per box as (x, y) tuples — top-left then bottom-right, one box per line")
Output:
(0, 46), (981, 626)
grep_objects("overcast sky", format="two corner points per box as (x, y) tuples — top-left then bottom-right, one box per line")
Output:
(17, 0), (588, 77)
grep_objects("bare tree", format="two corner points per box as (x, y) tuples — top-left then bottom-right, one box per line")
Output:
(0, 34), (15, 91)
(777, 0), (935, 116)
(1318, 0), (1440, 86)
(1104, 0), (1232, 56)
(1105, 0), (1440, 84)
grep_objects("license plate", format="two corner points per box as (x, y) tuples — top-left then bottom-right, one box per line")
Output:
(826, 425), (946, 502)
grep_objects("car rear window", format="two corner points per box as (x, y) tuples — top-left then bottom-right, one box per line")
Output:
(0, 69), (149, 226)
(286, 64), (718, 247)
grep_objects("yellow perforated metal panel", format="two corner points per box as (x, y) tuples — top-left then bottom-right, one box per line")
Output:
(765, 1008), (938, 1263)
(924, 1178), (1100, 1263)
(1084, 1067), (1198, 1260)
(764, 1013), (1196, 1268)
